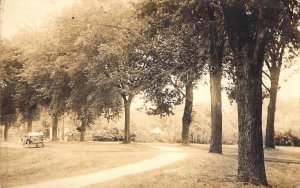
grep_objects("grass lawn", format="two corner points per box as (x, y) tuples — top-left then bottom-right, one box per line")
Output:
(1, 142), (300, 188)
(0, 141), (158, 188)
(89, 144), (300, 188)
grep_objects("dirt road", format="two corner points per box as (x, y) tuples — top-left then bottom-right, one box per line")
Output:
(16, 145), (187, 188)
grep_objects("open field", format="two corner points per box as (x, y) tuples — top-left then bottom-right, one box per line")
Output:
(0, 141), (158, 188)
(1, 142), (300, 188)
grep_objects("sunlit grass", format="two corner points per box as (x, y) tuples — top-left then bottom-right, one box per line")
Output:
(0, 142), (158, 187)
(90, 144), (300, 188)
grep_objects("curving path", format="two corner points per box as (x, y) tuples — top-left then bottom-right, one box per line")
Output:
(17, 145), (187, 188)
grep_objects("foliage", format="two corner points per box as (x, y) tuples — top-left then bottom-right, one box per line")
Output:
(0, 40), (21, 125)
(275, 129), (300, 146)
(92, 127), (125, 142)
(19, 30), (72, 118)
(67, 129), (93, 141)
(18, 1), (131, 126)
(135, 0), (210, 116)
(92, 126), (137, 142)
(262, 0), (300, 93)
(14, 80), (40, 123)
(91, 15), (155, 100)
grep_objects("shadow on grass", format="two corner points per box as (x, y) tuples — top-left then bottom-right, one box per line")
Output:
(264, 157), (300, 164)
(219, 153), (300, 165)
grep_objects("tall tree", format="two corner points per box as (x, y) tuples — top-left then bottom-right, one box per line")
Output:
(68, 68), (122, 141)
(15, 80), (40, 133)
(95, 30), (154, 143)
(203, 1), (226, 154)
(46, 1), (124, 141)
(0, 82), (17, 141)
(263, 0), (300, 148)
(41, 69), (71, 141)
(136, 0), (207, 145)
(21, 34), (71, 141)
(0, 40), (21, 140)
(220, 0), (295, 185)
(19, 0), (135, 142)
(221, 1), (267, 185)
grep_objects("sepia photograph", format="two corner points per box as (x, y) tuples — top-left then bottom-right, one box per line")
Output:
(0, 0), (300, 187)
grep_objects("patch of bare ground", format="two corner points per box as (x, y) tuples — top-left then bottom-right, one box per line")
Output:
(0, 141), (158, 188)
(89, 144), (300, 188)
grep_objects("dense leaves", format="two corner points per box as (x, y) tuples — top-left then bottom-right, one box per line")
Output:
(136, 0), (210, 116)
(0, 41), (21, 125)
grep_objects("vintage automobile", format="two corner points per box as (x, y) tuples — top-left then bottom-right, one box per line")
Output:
(22, 131), (44, 148)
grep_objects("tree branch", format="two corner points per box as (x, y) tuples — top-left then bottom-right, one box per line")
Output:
(121, 93), (127, 102)
(277, 44), (285, 68)
(262, 81), (270, 93)
(167, 76), (193, 103)
(265, 60), (272, 70)
(262, 70), (271, 81)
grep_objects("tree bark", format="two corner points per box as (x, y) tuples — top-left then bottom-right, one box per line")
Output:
(209, 61), (223, 153)
(62, 115), (65, 141)
(27, 118), (33, 133)
(4, 122), (9, 141)
(80, 119), (86, 142)
(220, 1), (269, 185)
(52, 114), (58, 141)
(265, 68), (280, 148)
(207, 3), (223, 153)
(236, 49), (267, 185)
(123, 95), (133, 144)
(181, 82), (193, 145)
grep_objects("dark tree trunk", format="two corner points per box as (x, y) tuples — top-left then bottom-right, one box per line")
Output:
(123, 95), (133, 144)
(181, 82), (193, 145)
(265, 68), (280, 148)
(4, 122), (9, 141)
(209, 63), (223, 153)
(27, 118), (33, 133)
(207, 3), (223, 153)
(220, 1), (268, 185)
(52, 115), (58, 141)
(80, 120), (86, 142)
(236, 49), (267, 185)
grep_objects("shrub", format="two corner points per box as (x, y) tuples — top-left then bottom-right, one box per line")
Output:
(92, 127), (137, 142)
(189, 122), (238, 144)
(275, 129), (300, 146)
(222, 131), (238, 145)
(67, 130), (93, 141)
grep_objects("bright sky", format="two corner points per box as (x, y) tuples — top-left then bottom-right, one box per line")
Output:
(1, 0), (299, 107)
(0, 0), (75, 39)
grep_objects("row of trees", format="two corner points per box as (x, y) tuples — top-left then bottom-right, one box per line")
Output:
(136, 1), (299, 185)
(0, 0), (299, 186)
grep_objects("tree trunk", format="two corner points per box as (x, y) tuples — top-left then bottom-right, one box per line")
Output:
(52, 115), (58, 141)
(80, 120), (86, 142)
(265, 68), (280, 148)
(27, 118), (33, 133)
(209, 63), (223, 153)
(123, 95), (132, 144)
(220, 1), (268, 185)
(236, 50), (267, 185)
(181, 82), (193, 145)
(62, 115), (65, 141)
(207, 3), (224, 153)
(4, 122), (9, 141)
